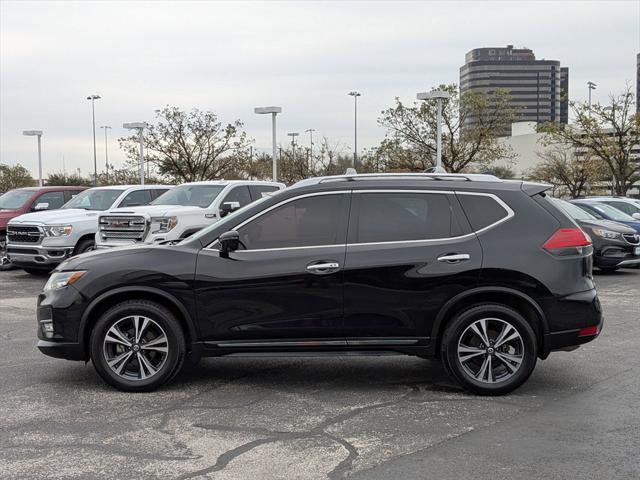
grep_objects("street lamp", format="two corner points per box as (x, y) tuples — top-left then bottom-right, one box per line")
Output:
(86, 94), (101, 185)
(22, 130), (43, 186)
(123, 122), (146, 185)
(348, 91), (361, 169)
(100, 126), (112, 184)
(254, 106), (282, 182)
(417, 90), (451, 172)
(587, 81), (597, 116)
(305, 128), (315, 172)
(288, 132), (299, 166)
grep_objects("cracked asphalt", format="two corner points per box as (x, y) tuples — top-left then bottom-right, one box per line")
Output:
(0, 268), (639, 479)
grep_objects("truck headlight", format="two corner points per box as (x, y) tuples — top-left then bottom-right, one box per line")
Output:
(591, 228), (621, 240)
(44, 271), (86, 291)
(44, 225), (73, 237)
(150, 216), (178, 234)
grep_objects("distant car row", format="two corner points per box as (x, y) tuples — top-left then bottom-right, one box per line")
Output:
(1, 180), (283, 274)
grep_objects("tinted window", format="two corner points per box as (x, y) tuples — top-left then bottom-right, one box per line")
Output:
(458, 194), (509, 231)
(249, 185), (279, 201)
(151, 188), (170, 199)
(221, 186), (252, 208)
(355, 193), (451, 243)
(238, 194), (347, 249)
(119, 189), (152, 207)
(34, 191), (66, 210)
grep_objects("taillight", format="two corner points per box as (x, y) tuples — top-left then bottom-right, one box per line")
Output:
(543, 228), (592, 256)
(578, 325), (599, 337)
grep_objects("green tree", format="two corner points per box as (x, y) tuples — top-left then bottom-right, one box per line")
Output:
(46, 172), (91, 186)
(375, 84), (516, 173)
(538, 85), (639, 195)
(118, 106), (251, 183)
(0, 163), (34, 192)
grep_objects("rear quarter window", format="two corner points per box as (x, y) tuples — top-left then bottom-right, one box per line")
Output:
(457, 193), (510, 232)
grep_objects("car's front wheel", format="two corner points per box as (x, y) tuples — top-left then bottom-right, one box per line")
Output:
(441, 303), (537, 395)
(90, 300), (186, 392)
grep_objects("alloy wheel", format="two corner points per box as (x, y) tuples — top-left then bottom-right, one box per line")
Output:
(103, 315), (169, 381)
(457, 318), (524, 384)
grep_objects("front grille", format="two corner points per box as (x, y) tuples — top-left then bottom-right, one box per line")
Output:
(623, 233), (640, 245)
(7, 225), (43, 244)
(99, 215), (147, 241)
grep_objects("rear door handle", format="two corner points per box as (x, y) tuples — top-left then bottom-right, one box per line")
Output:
(306, 262), (340, 274)
(437, 253), (471, 263)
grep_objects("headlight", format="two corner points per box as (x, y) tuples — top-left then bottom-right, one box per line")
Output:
(591, 228), (621, 240)
(150, 216), (178, 234)
(44, 225), (73, 237)
(44, 271), (86, 291)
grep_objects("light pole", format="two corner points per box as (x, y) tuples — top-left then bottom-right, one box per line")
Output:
(288, 132), (299, 165)
(348, 91), (361, 169)
(417, 90), (451, 172)
(123, 122), (146, 185)
(305, 128), (315, 172)
(86, 94), (101, 185)
(22, 130), (43, 186)
(100, 125), (112, 184)
(254, 106), (282, 182)
(587, 81), (597, 116)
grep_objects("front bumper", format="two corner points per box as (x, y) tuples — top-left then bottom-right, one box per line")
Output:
(8, 245), (74, 268)
(594, 244), (640, 269)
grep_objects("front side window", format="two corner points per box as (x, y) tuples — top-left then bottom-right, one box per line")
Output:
(34, 191), (66, 210)
(238, 194), (347, 250)
(63, 188), (125, 211)
(0, 189), (33, 210)
(354, 192), (451, 243)
(119, 189), (152, 208)
(152, 185), (225, 208)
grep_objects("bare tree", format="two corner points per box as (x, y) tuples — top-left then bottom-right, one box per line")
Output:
(375, 84), (516, 172)
(118, 106), (251, 183)
(538, 85), (639, 195)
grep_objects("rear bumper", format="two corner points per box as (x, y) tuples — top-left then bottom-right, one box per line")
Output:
(7, 245), (74, 267)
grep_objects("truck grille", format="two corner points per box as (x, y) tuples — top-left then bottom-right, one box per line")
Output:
(99, 215), (147, 241)
(7, 225), (43, 244)
(623, 233), (640, 245)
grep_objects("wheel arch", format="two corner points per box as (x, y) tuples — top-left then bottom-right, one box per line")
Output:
(431, 287), (549, 358)
(79, 286), (199, 360)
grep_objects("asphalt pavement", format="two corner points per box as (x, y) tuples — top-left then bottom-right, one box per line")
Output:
(0, 268), (638, 479)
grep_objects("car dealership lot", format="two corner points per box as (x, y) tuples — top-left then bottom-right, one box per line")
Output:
(0, 269), (638, 479)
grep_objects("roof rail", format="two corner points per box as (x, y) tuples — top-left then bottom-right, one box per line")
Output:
(317, 172), (502, 184)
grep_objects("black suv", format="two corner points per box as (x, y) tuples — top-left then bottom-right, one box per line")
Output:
(37, 173), (603, 395)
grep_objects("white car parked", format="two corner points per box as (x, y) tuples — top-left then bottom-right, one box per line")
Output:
(96, 180), (285, 248)
(7, 185), (171, 274)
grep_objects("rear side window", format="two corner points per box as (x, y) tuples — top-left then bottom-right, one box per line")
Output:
(604, 201), (638, 216)
(34, 191), (66, 210)
(221, 186), (252, 208)
(457, 194), (509, 232)
(119, 189), (152, 207)
(250, 185), (280, 200)
(151, 188), (170, 199)
(238, 194), (347, 250)
(353, 192), (451, 243)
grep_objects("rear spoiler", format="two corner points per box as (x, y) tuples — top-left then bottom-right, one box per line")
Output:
(521, 181), (552, 196)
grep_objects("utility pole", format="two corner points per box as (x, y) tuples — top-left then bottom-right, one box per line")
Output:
(100, 125), (112, 184)
(86, 94), (101, 185)
(348, 92), (361, 168)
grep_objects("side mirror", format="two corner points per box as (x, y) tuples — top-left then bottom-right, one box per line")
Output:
(219, 230), (240, 257)
(632, 213), (640, 220)
(33, 202), (49, 211)
(220, 201), (241, 218)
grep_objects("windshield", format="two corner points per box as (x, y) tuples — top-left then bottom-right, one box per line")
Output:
(63, 188), (124, 211)
(152, 184), (225, 208)
(586, 202), (636, 222)
(0, 189), (33, 210)
(552, 198), (597, 221)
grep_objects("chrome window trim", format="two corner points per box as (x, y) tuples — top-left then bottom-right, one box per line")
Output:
(205, 189), (514, 252)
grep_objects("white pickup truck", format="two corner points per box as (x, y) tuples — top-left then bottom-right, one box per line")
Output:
(96, 180), (285, 248)
(7, 185), (171, 274)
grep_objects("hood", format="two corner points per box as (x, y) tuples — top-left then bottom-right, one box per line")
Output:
(577, 218), (638, 234)
(8, 209), (100, 225)
(107, 204), (209, 217)
(58, 244), (156, 271)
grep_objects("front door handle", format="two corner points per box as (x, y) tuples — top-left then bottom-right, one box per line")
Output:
(437, 253), (471, 263)
(306, 262), (340, 274)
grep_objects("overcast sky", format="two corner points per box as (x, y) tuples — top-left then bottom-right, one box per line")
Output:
(1, 0), (639, 178)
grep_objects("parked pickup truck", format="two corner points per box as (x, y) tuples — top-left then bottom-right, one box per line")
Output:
(1, 186), (87, 268)
(96, 180), (284, 248)
(7, 185), (171, 274)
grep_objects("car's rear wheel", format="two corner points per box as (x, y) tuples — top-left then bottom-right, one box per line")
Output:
(90, 300), (185, 392)
(441, 304), (537, 395)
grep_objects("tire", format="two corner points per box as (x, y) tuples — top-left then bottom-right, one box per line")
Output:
(90, 300), (186, 392)
(441, 303), (537, 396)
(23, 268), (52, 276)
(74, 238), (95, 255)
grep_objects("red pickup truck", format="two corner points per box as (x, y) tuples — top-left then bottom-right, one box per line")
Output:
(0, 186), (87, 266)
